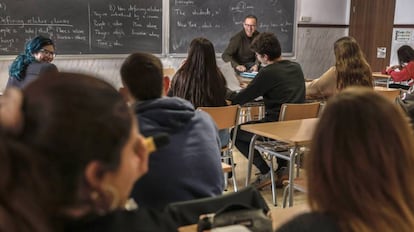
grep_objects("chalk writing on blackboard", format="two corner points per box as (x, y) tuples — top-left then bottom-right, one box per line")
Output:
(0, 0), (162, 55)
(169, 0), (295, 54)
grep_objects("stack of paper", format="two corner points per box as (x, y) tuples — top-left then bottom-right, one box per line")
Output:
(240, 72), (258, 79)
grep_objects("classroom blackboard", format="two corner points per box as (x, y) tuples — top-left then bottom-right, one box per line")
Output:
(0, 0), (162, 55)
(169, 0), (295, 55)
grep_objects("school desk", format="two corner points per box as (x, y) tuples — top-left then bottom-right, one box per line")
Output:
(241, 118), (319, 206)
(372, 72), (391, 87)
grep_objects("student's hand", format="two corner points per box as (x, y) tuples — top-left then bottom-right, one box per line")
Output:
(240, 82), (248, 88)
(236, 65), (247, 72)
(250, 64), (258, 72)
(385, 65), (400, 74)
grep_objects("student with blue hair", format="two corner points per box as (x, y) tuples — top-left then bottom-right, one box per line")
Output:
(6, 35), (58, 89)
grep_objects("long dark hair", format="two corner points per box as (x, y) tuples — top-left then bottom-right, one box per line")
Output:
(0, 72), (132, 231)
(170, 37), (227, 108)
(9, 35), (55, 81)
(397, 45), (414, 66)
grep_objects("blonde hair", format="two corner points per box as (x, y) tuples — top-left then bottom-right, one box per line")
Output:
(307, 87), (414, 232)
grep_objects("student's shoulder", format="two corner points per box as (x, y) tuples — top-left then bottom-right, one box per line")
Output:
(229, 30), (244, 41)
(67, 209), (177, 232)
(406, 61), (414, 69)
(276, 212), (340, 232)
(28, 62), (57, 72)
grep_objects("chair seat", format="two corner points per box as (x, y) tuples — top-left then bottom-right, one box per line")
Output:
(221, 162), (232, 173)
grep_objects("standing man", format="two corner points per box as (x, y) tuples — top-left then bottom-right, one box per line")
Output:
(222, 15), (260, 86)
(227, 32), (305, 188)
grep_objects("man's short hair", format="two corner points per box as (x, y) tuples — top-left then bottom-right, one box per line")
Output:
(244, 14), (258, 22)
(250, 32), (281, 60)
(120, 52), (163, 101)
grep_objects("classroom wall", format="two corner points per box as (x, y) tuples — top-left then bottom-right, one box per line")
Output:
(389, 0), (414, 66)
(394, 0), (414, 24)
(0, 0), (353, 92)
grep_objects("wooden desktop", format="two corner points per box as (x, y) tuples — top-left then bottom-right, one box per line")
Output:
(242, 118), (319, 207)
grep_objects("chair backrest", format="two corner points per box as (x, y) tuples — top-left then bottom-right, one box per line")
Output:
(375, 87), (401, 101)
(163, 67), (176, 78)
(278, 102), (321, 121)
(164, 186), (270, 227)
(197, 105), (240, 130)
(198, 105), (241, 148)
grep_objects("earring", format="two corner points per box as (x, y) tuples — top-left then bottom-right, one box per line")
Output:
(90, 191), (100, 201)
(102, 184), (120, 210)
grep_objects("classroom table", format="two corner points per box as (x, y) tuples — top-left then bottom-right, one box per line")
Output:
(178, 204), (310, 232)
(372, 72), (391, 87)
(241, 118), (319, 207)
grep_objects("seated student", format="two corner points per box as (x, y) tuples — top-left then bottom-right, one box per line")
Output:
(0, 73), (177, 232)
(306, 36), (373, 100)
(120, 52), (224, 211)
(7, 35), (58, 89)
(227, 32), (305, 188)
(277, 87), (414, 232)
(385, 45), (414, 90)
(169, 37), (230, 147)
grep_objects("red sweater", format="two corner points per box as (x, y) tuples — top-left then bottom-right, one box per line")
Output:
(389, 61), (414, 85)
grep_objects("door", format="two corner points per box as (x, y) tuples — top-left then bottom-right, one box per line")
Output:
(349, 0), (396, 72)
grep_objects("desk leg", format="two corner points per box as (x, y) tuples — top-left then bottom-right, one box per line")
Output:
(245, 134), (258, 187)
(288, 147), (298, 207)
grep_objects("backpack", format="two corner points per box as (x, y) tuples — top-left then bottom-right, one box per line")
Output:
(396, 86), (414, 123)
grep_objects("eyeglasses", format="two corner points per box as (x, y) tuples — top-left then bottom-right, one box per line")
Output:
(244, 23), (257, 28)
(39, 49), (56, 58)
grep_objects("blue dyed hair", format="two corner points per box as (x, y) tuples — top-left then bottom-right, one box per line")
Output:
(9, 35), (55, 81)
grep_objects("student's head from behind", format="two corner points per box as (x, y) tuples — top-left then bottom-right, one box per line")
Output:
(171, 37), (227, 108)
(334, 36), (373, 90)
(27, 35), (56, 63)
(307, 87), (414, 231)
(187, 37), (218, 68)
(243, 14), (258, 37)
(120, 52), (164, 101)
(1, 73), (149, 216)
(334, 36), (365, 61)
(397, 45), (414, 65)
(250, 32), (281, 63)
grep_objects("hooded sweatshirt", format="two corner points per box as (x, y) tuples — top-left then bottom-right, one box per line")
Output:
(130, 97), (224, 211)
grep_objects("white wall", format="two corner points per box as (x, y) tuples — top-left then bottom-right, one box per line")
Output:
(297, 0), (350, 24)
(389, 0), (414, 65)
(394, 0), (414, 24)
(294, 0), (349, 78)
